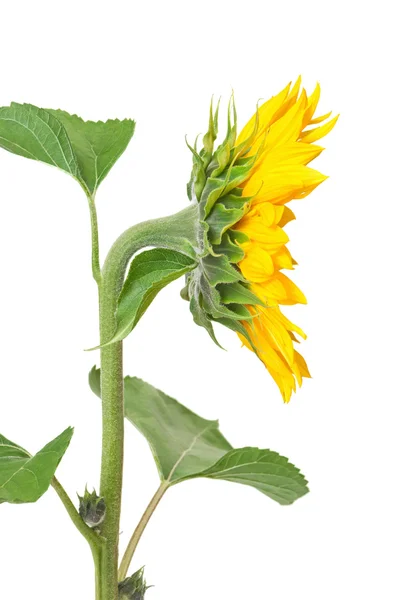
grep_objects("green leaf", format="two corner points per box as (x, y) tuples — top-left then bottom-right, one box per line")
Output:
(88, 366), (101, 398)
(124, 377), (234, 484)
(101, 248), (196, 346)
(47, 109), (135, 195)
(0, 103), (79, 177)
(0, 103), (135, 196)
(0, 428), (73, 504)
(89, 368), (308, 505)
(187, 447), (308, 505)
(89, 367), (232, 483)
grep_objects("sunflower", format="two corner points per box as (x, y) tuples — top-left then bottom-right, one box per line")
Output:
(184, 78), (338, 402)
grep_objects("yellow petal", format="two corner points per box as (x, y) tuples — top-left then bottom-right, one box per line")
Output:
(244, 164), (327, 204)
(292, 360), (302, 386)
(275, 309), (307, 340)
(256, 91), (308, 154)
(236, 82), (291, 146)
(239, 246), (275, 282)
(263, 76), (303, 131)
(287, 76), (302, 102)
(302, 83), (321, 127)
(251, 310), (295, 365)
(294, 178), (328, 200)
(257, 202), (277, 226)
(238, 302), (308, 403)
(276, 273), (307, 304)
(243, 203), (285, 227)
(256, 142), (324, 168)
(309, 111), (332, 125)
(248, 324), (297, 402)
(251, 279), (287, 304)
(267, 354), (297, 403)
(254, 273), (307, 305)
(300, 114), (339, 143)
(294, 350), (311, 378)
(273, 246), (294, 270)
(278, 206), (296, 227)
(237, 220), (289, 248)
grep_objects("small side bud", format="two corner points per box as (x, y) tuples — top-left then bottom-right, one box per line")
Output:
(78, 487), (106, 529)
(118, 567), (151, 600)
(180, 283), (190, 301)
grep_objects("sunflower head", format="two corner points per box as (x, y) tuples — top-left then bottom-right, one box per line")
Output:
(182, 79), (338, 402)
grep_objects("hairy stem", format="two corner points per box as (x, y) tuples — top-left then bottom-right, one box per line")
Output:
(88, 194), (102, 285)
(86, 192), (106, 599)
(97, 205), (199, 300)
(98, 284), (124, 599)
(118, 483), (169, 581)
(93, 550), (103, 600)
(96, 204), (198, 598)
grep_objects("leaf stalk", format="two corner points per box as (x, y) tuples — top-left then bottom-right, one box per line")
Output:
(118, 482), (169, 581)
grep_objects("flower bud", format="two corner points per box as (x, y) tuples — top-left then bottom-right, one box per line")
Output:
(118, 567), (150, 600)
(78, 487), (106, 529)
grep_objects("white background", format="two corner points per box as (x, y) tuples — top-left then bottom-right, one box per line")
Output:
(1, 1), (415, 598)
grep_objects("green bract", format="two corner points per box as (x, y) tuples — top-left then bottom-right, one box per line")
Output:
(182, 99), (263, 347)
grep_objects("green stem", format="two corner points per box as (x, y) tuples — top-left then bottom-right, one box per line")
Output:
(98, 205), (199, 297)
(98, 288), (124, 599)
(88, 194), (102, 285)
(86, 193), (106, 599)
(96, 204), (198, 599)
(118, 483), (169, 581)
(94, 550), (103, 600)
